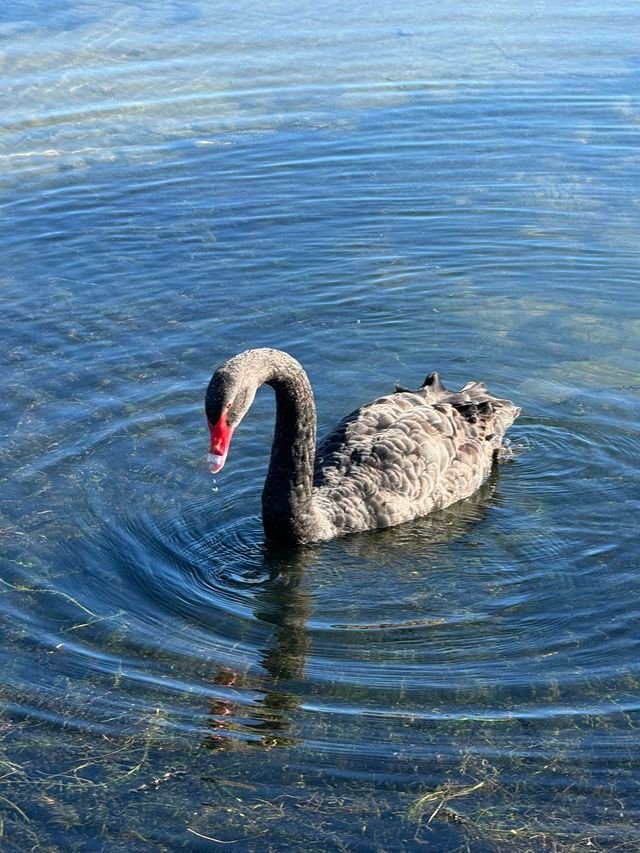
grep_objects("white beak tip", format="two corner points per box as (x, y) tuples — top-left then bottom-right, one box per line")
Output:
(207, 453), (226, 474)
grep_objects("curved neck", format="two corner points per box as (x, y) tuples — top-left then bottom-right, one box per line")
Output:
(253, 351), (318, 544)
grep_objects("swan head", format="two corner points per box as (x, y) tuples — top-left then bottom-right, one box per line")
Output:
(205, 358), (258, 474)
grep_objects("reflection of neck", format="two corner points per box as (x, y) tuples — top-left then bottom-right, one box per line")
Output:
(258, 550), (313, 682)
(203, 551), (312, 752)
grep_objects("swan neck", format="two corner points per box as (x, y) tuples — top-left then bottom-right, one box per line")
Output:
(260, 352), (318, 543)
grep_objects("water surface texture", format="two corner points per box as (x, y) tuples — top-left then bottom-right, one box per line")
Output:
(2, 1), (640, 850)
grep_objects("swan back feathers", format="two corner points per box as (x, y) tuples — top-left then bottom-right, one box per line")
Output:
(313, 374), (519, 539)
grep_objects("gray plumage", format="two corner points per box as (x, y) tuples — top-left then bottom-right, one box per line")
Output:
(205, 348), (520, 545)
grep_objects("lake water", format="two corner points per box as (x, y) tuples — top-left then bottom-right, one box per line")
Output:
(1, 1), (639, 849)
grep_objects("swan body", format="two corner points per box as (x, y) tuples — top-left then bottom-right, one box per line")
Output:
(205, 348), (520, 545)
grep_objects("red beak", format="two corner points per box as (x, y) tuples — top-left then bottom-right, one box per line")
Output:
(207, 412), (233, 473)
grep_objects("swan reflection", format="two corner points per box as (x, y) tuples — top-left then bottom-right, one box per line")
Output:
(202, 469), (502, 751)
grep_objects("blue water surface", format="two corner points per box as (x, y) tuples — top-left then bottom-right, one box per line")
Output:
(1, 1), (639, 849)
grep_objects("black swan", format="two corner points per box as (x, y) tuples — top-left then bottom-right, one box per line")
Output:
(205, 348), (520, 545)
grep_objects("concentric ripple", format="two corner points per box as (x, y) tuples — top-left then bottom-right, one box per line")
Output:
(3, 408), (634, 748)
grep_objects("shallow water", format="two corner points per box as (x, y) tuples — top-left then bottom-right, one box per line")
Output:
(1, 1), (640, 850)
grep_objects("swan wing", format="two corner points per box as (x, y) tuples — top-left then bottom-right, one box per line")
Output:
(314, 383), (518, 535)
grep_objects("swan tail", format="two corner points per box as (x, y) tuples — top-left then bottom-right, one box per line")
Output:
(417, 374), (520, 440)
(449, 382), (520, 446)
